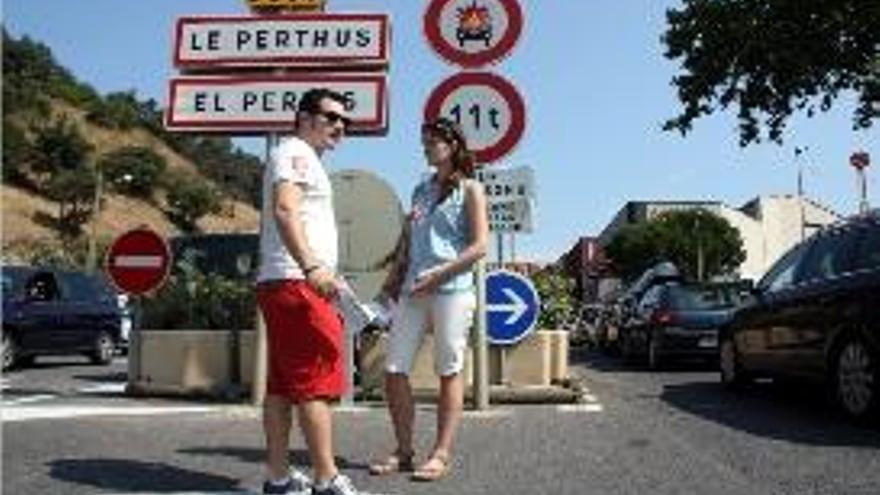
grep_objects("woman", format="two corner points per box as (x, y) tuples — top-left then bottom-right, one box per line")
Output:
(369, 117), (488, 482)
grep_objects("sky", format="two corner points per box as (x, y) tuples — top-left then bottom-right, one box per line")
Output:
(5, 0), (878, 264)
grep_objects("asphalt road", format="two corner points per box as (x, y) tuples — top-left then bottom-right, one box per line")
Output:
(3, 351), (880, 494)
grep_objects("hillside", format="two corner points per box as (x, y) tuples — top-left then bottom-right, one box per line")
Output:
(2, 101), (260, 263)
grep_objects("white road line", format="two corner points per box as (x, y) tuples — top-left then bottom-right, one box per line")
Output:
(2, 405), (220, 422)
(2, 394), (57, 406)
(556, 403), (604, 413)
(77, 382), (127, 394)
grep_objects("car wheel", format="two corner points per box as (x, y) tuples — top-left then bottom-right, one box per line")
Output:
(720, 335), (749, 390)
(90, 332), (115, 365)
(833, 336), (879, 421)
(2, 332), (17, 371)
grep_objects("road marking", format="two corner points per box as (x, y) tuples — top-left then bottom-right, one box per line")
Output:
(78, 382), (127, 394)
(2, 393), (57, 406)
(556, 403), (604, 413)
(2, 405), (220, 422)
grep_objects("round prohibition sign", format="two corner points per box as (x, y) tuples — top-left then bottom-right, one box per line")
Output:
(424, 71), (526, 165)
(105, 227), (172, 296)
(423, 0), (524, 68)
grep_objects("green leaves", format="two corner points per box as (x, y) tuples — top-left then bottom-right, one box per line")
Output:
(663, 0), (880, 146)
(606, 208), (745, 282)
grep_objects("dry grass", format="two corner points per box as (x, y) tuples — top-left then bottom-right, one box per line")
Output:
(2, 101), (260, 260)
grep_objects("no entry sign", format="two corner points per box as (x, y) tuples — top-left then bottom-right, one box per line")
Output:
(105, 227), (171, 295)
(423, 0), (523, 68)
(424, 71), (525, 164)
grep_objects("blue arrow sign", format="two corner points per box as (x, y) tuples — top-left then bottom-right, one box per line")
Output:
(485, 270), (540, 345)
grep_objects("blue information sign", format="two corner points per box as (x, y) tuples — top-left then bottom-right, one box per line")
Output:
(485, 270), (540, 345)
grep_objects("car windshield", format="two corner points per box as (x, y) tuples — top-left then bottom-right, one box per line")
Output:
(666, 285), (736, 310)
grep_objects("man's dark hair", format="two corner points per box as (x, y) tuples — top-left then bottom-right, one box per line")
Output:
(298, 88), (349, 115)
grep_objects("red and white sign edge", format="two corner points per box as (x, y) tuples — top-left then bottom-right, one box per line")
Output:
(165, 73), (388, 135)
(104, 227), (172, 295)
(174, 13), (391, 69)
(423, 0), (523, 68)
(424, 71), (525, 164)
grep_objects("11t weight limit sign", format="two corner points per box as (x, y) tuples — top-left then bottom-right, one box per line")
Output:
(424, 72), (525, 164)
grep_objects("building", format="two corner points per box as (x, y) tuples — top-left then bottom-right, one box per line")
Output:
(562, 195), (842, 302)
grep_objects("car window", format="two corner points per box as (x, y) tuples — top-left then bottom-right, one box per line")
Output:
(796, 228), (858, 283)
(61, 272), (115, 303)
(667, 285), (736, 310)
(853, 223), (880, 271)
(24, 271), (60, 302)
(758, 242), (808, 292)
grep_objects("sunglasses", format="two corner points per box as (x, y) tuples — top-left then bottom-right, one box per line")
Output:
(314, 109), (352, 129)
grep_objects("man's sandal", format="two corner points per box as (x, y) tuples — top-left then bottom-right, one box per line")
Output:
(410, 454), (451, 482)
(369, 450), (415, 476)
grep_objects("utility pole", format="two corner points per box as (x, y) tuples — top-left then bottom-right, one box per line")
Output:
(795, 146), (808, 241)
(850, 151), (871, 214)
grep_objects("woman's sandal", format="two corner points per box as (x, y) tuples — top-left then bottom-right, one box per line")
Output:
(410, 454), (451, 482)
(368, 450), (415, 476)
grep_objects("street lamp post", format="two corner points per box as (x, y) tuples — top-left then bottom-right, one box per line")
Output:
(850, 151), (871, 214)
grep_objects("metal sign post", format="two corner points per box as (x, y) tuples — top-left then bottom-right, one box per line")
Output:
(473, 259), (489, 410)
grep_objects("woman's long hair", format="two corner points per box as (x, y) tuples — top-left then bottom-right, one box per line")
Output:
(422, 117), (476, 203)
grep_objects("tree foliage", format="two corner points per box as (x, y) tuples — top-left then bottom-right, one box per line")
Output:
(662, 0), (880, 146)
(31, 117), (93, 181)
(45, 166), (97, 235)
(165, 174), (223, 233)
(532, 268), (578, 329)
(606, 209), (745, 282)
(97, 146), (167, 198)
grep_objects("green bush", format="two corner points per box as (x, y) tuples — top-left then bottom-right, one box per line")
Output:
(531, 268), (578, 329)
(165, 174), (223, 233)
(140, 258), (256, 330)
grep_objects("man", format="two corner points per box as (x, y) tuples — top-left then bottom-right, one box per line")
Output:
(256, 88), (363, 495)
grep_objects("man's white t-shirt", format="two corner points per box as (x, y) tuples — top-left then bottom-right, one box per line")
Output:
(257, 136), (338, 282)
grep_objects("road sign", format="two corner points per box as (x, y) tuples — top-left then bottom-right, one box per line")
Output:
(476, 166), (534, 202)
(165, 73), (387, 134)
(105, 227), (172, 296)
(174, 14), (390, 70)
(850, 151), (870, 170)
(423, 0), (523, 68)
(487, 198), (533, 233)
(485, 270), (540, 345)
(424, 72), (525, 164)
(245, 0), (325, 12)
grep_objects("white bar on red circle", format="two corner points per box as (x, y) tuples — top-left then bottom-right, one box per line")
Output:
(114, 255), (164, 269)
(165, 74), (388, 134)
(174, 14), (390, 69)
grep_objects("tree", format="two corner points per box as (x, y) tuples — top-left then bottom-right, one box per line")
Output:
(97, 146), (167, 199)
(45, 166), (96, 235)
(662, 0), (880, 146)
(605, 209), (745, 282)
(165, 175), (223, 233)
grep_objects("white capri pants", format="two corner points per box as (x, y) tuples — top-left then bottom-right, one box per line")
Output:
(385, 292), (476, 377)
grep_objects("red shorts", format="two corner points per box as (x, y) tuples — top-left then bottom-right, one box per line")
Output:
(257, 279), (345, 403)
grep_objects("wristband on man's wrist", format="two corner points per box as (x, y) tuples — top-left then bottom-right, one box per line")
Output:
(303, 264), (321, 276)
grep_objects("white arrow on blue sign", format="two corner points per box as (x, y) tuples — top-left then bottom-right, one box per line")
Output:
(485, 270), (540, 345)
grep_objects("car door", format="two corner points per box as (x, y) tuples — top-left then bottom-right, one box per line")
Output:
(18, 270), (66, 351)
(786, 228), (859, 379)
(57, 272), (119, 350)
(736, 242), (809, 373)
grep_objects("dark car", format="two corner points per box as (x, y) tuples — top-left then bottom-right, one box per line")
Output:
(719, 211), (880, 420)
(621, 282), (737, 368)
(2, 266), (123, 370)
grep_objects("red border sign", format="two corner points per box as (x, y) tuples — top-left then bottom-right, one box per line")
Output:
(165, 73), (388, 135)
(423, 0), (523, 68)
(105, 227), (172, 296)
(424, 72), (525, 164)
(174, 14), (390, 70)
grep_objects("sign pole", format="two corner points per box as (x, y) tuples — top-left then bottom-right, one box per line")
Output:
(126, 296), (143, 394)
(473, 259), (489, 410)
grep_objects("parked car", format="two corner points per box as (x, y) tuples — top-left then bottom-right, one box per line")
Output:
(719, 211), (880, 420)
(620, 281), (737, 368)
(2, 266), (124, 370)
